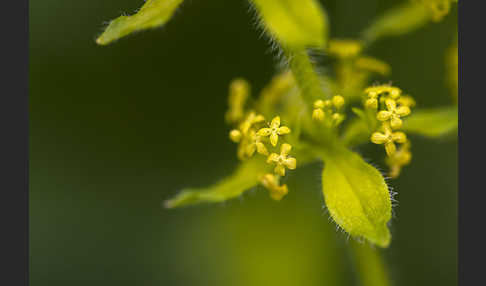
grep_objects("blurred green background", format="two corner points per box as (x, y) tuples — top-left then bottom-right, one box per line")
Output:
(29, 0), (457, 285)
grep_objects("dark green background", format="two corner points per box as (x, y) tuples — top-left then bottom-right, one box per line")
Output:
(30, 0), (457, 285)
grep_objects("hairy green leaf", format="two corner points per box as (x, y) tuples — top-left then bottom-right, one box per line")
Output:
(319, 144), (392, 248)
(402, 106), (458, 138)
(250, 0), (328, 48)
(96, 0), (184, 45)
(164, 158), (270, 208)
(362, 3), (430, 44)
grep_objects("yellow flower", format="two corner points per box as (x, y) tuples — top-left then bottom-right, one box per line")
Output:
(267, 143), (297, 176)
(371, 123), (407, 156)
(331, 95), (345, 109)
(312, 100), (325, 121)
(364, 85), (402, 99)
(257, 116), (291, 146)
(245, 130), (269, 157)
(260, 173), (289, 201)
(239, 111), (265, 135)
(376, 99), (411, 129)
(386, 141), (412, 178)
(229, 129), (242, 142)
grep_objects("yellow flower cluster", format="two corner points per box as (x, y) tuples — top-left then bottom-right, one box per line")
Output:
(367, 84), (414, 176)
(226, 79), (297, 200)
(312, 95), (346, 127)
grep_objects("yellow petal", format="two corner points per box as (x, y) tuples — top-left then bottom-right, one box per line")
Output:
(371, 132), (388, 144)
(267, 153), (279, 163)
(285, 157), (297, 170)
(277, 126), (291, 135)
(254, 114), (266, 123)
(270, 133), (279, 146)
(271, 116), (281, 128)
(385, 142), (396, 156)
(257, 128), (272, 137)
(390, 117), (403, 129)
(246, 144), (256, 157)
(376, 111), (392, 121)
(396, 106), (411, 117)
(314, 100), (325, 109)
(332, 95), (345, 109)
(385, 99), (396, 111)
(392, 132), (407, 143)
(229, 129), (242, 142)
(256, 142), (269, 156)
(269, 185), (288, 201)
(312, 108), (325, 121)
(365, 98), (378, 109)
(280, 143), (292, 155)
(275, 165), (286, 176)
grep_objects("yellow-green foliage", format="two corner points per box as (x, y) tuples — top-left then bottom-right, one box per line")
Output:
(320, 144), (392, 248)
(97, 0), (458, 249)
(250, 0), (329, 48)
(96, 0), (184, 45)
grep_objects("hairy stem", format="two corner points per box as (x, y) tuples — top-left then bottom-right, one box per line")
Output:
(285, 47), (327, 105)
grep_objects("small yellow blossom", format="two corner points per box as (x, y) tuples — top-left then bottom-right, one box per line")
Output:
(312, 100), (325, 121)
(239, 111), (265, 135)
(376, 99), (411, 129)
(328, 39), (363, 58)
(225, 78), (249, 123)
(364, 85), (402, 99)
(267, 143), (297, 176)
(260, 173), (289, 201)
(386, 141), (412, 178)
(355, 56), (391, 76)
(371, 122), (407, 156)
(332, 95), (345, 109)
(257, 116), (291, 146)
(229, 129), (242, 142)
(245, 130), (269, 157)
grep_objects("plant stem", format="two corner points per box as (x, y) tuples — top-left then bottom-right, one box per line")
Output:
(285, 47), (327, 105)
(349, 240), (392, 286)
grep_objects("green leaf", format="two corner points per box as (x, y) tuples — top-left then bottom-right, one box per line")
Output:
(402, 106), (458, 138)
(362, 3), (430, 45)
(250, 0), (328, 48)
(96, 0), (184, 45)
(319, 144), (392, 248)
(164, 158), (270, 208)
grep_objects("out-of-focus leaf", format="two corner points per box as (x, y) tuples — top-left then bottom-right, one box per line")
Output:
(362, 3), (430, 44)
(164, 158), (270, 208)
(341, 119), (371, 147)
(319, 144), (392, 248)
(402, 106), (457, 138)
(250, 0), (328, 48)
(96, 0), (184, 45)
(341, 108), (377, 147)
